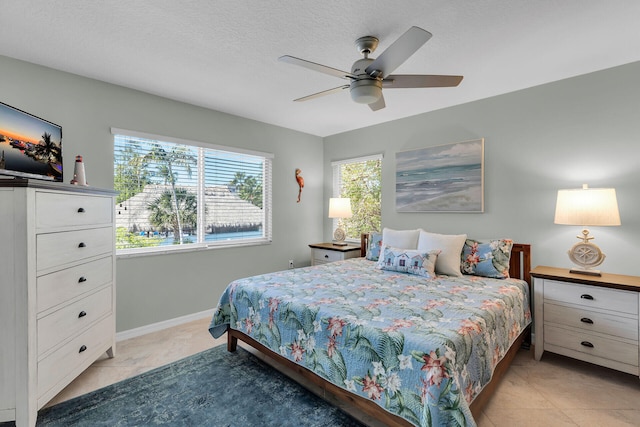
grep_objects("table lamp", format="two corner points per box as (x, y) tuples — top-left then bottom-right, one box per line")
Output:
(328, 198), (352, 246)
(554, 184), (621, 276)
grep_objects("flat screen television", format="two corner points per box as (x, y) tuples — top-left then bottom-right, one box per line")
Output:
(0, 101), (62, 182)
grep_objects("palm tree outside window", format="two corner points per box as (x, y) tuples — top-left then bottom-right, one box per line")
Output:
(113, 129), (273, 254)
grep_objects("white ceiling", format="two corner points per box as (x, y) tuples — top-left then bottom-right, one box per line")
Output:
(2, 1), (640, 137)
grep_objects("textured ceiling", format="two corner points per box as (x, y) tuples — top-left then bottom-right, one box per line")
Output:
(2, 1), (640, 137)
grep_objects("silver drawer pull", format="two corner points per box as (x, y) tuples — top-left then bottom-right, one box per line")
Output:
(580, 341), (594, 348)
(77, 207), (85, 213)
(78, 276), (87, 283)
(78, 242), (86, 248)
(580, 317), (594, 324)
(580, 294), (594, 300)
(79, 345), (87, 353)
(78, 311), (87, 318)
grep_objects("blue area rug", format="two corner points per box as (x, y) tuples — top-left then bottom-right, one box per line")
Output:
(23, 345), (365, 426)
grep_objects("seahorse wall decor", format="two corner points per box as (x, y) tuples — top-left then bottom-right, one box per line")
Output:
(295, 168), (304, 203)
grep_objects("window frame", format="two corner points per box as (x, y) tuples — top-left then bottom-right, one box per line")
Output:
(331, 153), (383, 243)
(112, 127), (273, 258)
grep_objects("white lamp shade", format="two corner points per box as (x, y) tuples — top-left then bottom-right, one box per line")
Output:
(328, 198), (353, 219)
(554, 186), (621, 226)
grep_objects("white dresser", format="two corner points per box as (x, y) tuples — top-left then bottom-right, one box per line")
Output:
(0, 179), (116, 427)
(532, 266), (640, 377)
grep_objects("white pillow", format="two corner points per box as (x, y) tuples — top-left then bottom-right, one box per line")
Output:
(381, 228), (420, 250)
(417, 230), (467, 277)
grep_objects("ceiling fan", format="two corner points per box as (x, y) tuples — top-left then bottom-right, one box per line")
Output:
(279, 26), (463, 111)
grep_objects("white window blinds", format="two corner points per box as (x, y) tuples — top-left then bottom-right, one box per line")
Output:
(112, 128), (272, 254)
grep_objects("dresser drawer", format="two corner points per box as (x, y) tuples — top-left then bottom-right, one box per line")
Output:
(36, 191), (113, 230)
(38, 286), (112, 356)
(38, 315), (113, 400)
(36, 226), (113, 272)
(545, 324), (638, 366)
(37, 256), (113, 313)
(544, 302), (638, 341)
(544, 280), (638, 315)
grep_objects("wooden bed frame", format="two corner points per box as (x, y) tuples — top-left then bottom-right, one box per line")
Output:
(227, 238), (532, 426)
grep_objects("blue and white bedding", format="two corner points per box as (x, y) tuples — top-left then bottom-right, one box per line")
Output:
(210, 258), (531, 427)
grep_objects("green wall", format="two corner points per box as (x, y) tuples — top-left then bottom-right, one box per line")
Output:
(0, 55), (324, 331)
(324, 62), (640, 276)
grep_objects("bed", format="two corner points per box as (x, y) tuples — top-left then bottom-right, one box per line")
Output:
(210, 233), (531, 426)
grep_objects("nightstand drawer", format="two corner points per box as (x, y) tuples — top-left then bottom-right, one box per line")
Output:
(544, 302), (638, 340)
(36, 191), (113, 230)
(313, 248), (344, 263)
(544, 280), (638, 315)
(545, 324), (638, 366)
(309, 243), (361, 266)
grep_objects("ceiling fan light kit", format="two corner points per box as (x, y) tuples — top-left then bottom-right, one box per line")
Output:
(279, 26), (463, 111)
(350, 79), (382, 104)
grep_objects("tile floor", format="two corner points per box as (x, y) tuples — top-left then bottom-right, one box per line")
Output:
(46, 317), (640, 426)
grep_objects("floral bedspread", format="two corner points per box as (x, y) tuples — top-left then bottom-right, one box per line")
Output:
(209, 258), (531, 427)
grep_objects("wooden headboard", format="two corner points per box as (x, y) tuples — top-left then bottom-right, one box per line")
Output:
(360, 233), (531, 286)
(360, 233), (370, 258)
(510, 243), (532, 286)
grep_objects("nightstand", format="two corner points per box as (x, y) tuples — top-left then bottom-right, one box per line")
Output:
(531, 266), (640, 377)
(309, 243), (361, 266)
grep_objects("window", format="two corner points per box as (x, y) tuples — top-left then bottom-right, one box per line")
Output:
(332, 154), (382, 241)
(112, 128), (272, 255)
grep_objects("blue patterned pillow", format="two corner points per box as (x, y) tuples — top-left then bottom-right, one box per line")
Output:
(366, 232), (383, 261)
(377, 246), (440, 278)
(461, 239), (513, 279)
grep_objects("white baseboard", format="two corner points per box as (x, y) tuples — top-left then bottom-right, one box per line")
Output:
(116, 308), (215, 342)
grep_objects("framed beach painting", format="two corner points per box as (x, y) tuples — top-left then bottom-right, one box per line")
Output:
(395, 138), (484, 212)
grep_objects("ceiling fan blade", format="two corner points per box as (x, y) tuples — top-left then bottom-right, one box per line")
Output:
(279, 55), (354, 80)
(368, 94), (386, 111)
(293, 85), (349, 102)
(365, 26), (432, 79)
(383, 74), (463, 88)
